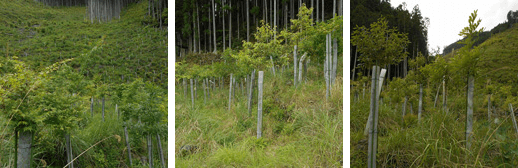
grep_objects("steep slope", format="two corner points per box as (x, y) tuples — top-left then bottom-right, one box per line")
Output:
(0, 0), (167, 87)
(477, 23), (518, 84)
(442, 23), (518, 84)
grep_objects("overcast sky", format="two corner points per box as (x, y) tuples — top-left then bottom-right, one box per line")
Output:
(387, 0), (518, 54)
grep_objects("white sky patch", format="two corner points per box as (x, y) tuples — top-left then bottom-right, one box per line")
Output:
(388, 0), (518, 54)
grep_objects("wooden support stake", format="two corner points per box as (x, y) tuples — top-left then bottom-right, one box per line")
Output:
(257, 71), (264, 138)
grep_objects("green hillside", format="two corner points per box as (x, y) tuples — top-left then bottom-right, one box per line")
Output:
(443, 23), (518, 84)
(0, 0), (167, 87)
(477, 24), (518, 84)
(0, 0), (167, 167)
(351, 14), (518, 167)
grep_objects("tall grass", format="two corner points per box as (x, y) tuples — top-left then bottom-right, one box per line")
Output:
(176, 63), (343, 167)
(351, 87), (518, 167)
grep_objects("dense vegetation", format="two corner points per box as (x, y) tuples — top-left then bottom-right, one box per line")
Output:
(175, 3), (343, 167)
(351, 10), (518, 167)
(351, 0), (430, 80)
(0, 0), (167, 167)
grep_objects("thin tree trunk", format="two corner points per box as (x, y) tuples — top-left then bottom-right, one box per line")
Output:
(274, 0), (277, 38)
(222, 0), (225, 52)
(352, 48), (358, 81)
(333, 0), (336, 18)
(285, 0), (288, 30)
(332, 38), (337, 85)
(197, 2), (201, 52)
(212, 0), (217, 52)
(321, 0), (324, 21)
(247, 0), (249, 42)
(193, 7), (197, 53)
(311, 0), (314, 22)
(316, 0), (319, 22)
(229, 0), (232, 49)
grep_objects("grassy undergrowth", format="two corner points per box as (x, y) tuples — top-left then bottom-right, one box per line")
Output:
(176, 64), (343, 167)
(0, 0), (167, 87)
(0, 0), (167, 167)
(1, 97), (168, 167)
(351, 88), (518, 167)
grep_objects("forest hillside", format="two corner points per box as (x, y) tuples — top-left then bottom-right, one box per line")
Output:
(0, 0), (168, 167)
(175, 2), (343, 167)
(351, 12), (518, 167)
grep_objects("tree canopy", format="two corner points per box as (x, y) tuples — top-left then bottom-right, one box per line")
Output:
(351, 17), (409, 69)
